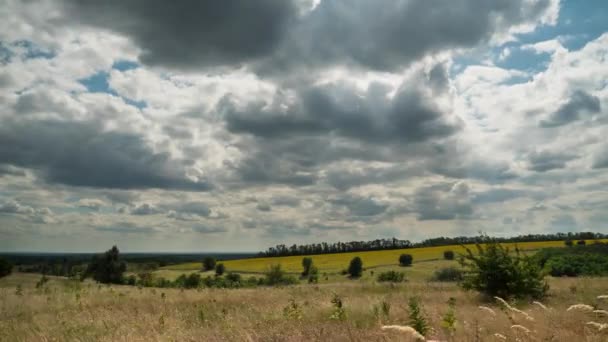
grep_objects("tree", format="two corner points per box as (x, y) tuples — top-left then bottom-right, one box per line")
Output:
(83, 246), (126, 284)
(0, 257), (12, 279)
(347, 257), (363, 278)
(443, 250), (455, 260)
(459, 238), (548, 299)
(202, 256), (216, 271)
(301, 257), (313, 276)
(399, 254), (413, 266)
(215, 263), (225, 276)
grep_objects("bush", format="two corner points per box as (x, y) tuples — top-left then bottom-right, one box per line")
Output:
(265, 264), (298, 286)
(399, 254), (413, 266)
(443, 250), (455, 260)
(431, 267), (464, 282)
(82, 246), (126, 284)
(302, 257), (313, 277)
(377, 270), (405, 282)
(565, 240), (574, 247)
(545, 254), (608, 277)
(347, 257), (363, 278)
(577, 240), (586, 246)
(202, 257), (216, 271)
(308, 266), (319, 283)
(226, 272), (241, 283)
(459, 238), (548, 299)
(0, 257), (12, 278)
(176, 273), (201, 289)
(215, 263), (225, 276)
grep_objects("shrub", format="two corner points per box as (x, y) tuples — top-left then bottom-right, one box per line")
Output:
(459, 238), (548, 299)
(302, 257), (313, 277)
(215, 263), (225, 276)
(308, 266), (319, 283)
(432, 267), (464, 282)
(577, 240), (587, 246)
(443, 250), (455, 260)
(329, 293), (346, 320)
(265, 264), (298, 286)
(175, 273), (201, 289)
(399, 254), (413, 266)
(347, 257), (363, 278)
(565, 240), (574, 247)
(202, 257), (216, 271)
(408, 297), (429, 336)
(82, 246), (126, 284)
(226, 272), (241, 283)
(0, 257), (13, 278)
(377, 270), (405, 282)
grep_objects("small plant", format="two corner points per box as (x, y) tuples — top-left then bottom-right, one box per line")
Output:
(399, 254), (413, 266)
(444, 250), (455, 260)
(283, 299), (303, 320)
(408, 297), (429, 337)
(329, 293), (346, 320)
(431, 267), (464, 282)
(377, 270), (405, 282)
(441, 297), (457, 335)
(35, 275), (50, 289)
(347, 257), (363, 278)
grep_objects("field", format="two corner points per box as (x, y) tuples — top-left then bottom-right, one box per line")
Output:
(2, 271), (608, 341)
(161, 240), (588, 275)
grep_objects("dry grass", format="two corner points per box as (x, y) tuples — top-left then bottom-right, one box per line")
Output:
(2, 273), (608, 341)
(163, 240), (604, 274)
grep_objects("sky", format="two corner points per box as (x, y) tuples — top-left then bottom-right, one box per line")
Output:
(0, 0), (607, 253)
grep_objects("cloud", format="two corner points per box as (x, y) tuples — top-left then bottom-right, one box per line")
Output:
(130, 203), (162, 216)
(77, 198), (105, 211)
(59, 0), (299, 70)
(539, 90), (601, 127)
(526, 150), (577, 172)
(0, 164), (26, 177)
(256, 202), (272, 212)
(413, 182), (473, 221)
(192, 225), (227, 234)
(95, 222), (154, 234)
(0, 119), (212, 191)
(328, 195), (388, 217)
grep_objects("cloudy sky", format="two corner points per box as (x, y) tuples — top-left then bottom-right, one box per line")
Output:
(0, 0), (607, 252)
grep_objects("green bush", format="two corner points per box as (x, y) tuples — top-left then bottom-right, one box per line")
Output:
(215, 263), (225, 276)
(377, 270), (405, 282)
(443, 250), (455, 260)
(459, 238), (548, 299)
(226, 272), (241, 283)
(265, 264), (298, 286)
(0, 257), (12, 279)
(202, 257), (216, 271)
(302, 257), (313, 276)
(347, 257), (363, 278)
(82, 246), (126, 284)
(399, 254), (413, 266)
(431, 267), (464, 282)
(545, 254), (608, 277)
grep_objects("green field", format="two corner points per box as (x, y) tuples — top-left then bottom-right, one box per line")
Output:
(161, 240), (599, 275)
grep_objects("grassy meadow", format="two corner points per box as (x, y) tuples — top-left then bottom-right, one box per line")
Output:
(3, 270), (608, 341)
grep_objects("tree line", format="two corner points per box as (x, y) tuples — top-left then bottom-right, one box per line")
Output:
(258, 232), (606, 257)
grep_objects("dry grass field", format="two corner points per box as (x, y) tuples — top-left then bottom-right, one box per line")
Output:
(162, 240), (600, 274)
(2, 268), (608, 341)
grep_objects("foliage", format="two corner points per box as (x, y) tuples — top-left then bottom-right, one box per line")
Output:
(307, 265), (319, 283)
(82, 246), (127, 284)
(215, 263), (225, 276)
(225, 272), (241, 283)
(565, 240), (573, 247)
(265, 264), (298, 286)
(408, 297), (429, 337)
(443, 250), (455, 260)
(536, 243), (608, 277)
(175, 273), (201, 289)
(283, 299), (303, 320)
(459, 238), (548, 299)
(577, 240), (586, 246)
(35, 275), (50, 289)
(0, 257), (12, 278)
(399, 253), (413, 266)
(377, 270), (405, 282)
(432, 267), (464, 282)
(441, 297), (457, 334)
(329, 293), (346, 320)
(347, 257), (363, 278)
(301, 257), (313, 276)
(202, 257), (217, 271)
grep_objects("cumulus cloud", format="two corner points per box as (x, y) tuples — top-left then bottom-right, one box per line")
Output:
(413, 182), (473, 221)
(540, 90), (601, 127)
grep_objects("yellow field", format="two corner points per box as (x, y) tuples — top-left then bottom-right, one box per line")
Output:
(163, 240), (601, 274)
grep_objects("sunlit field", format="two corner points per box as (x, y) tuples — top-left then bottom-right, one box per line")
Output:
(2, 271), (608, 341)
(162, 240), (600, 274)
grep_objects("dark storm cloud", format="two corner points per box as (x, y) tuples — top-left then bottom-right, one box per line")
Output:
(526, 150), (577, 172)
(540, 90), (601, 127)
(0, 119), (212, 191)
(325, 163), (424, 191)
(223, 81), (460, 145)
(328, 195), (388, 217)
(259, 0), (554, 74)
(0, 164), (26, 177)
(413, 182), (473, 221)
(592, 146), (608, 169)
(60, 0), (299, 70)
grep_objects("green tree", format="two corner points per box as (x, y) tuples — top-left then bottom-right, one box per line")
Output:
(347, 257), (363, 278)
(83, 246), (126, 284)
(399, 254), (413, 266)
(301, 257), (313, 276)
(0, 257), (12, 279)
(202, 256), (216, 271)
(215, 263), (225, 276)
(459, 238), (548, 299)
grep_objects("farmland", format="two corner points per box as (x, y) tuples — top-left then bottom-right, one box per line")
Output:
(162, 240), (592, 274)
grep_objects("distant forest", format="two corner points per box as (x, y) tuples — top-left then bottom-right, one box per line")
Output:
(258, 232), (607, 257)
